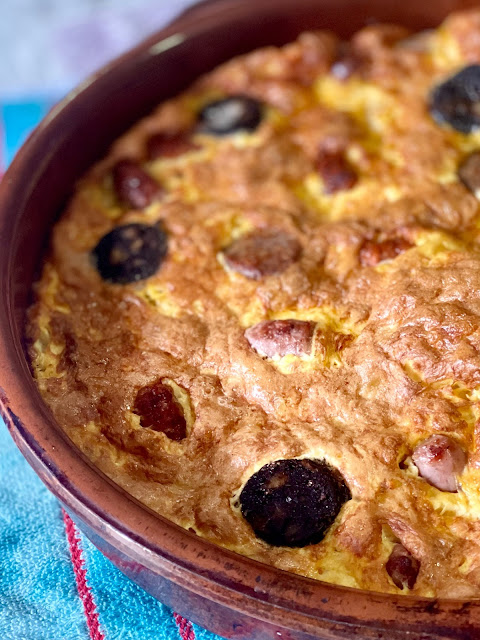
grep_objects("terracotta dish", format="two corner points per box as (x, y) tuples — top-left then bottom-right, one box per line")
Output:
(1, 0), (480, 638)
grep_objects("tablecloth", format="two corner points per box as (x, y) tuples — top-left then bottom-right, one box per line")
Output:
(0, 7), (228, 639)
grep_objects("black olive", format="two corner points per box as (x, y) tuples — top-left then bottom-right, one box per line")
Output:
(198, 96), (263, 136)
(239, 458), (351, 547)
(91, 223), (168, 284)
(429, 65), (480, 134)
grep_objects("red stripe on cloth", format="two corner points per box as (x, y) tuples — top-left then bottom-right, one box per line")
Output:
(62, 509), (106, 640)
(173, 612), (196, 640)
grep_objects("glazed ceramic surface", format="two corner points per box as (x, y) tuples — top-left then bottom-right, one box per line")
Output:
(1, 1), (480, 638)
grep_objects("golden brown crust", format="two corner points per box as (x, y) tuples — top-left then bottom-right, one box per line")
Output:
(26, 9), (480, 597)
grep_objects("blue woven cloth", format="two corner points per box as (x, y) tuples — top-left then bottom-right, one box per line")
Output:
(0, 100), (224, 640)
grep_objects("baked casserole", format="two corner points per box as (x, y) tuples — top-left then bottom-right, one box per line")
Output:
(27, 8), (480, 598)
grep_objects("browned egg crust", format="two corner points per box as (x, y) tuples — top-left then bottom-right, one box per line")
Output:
(27, 9), (480, 597)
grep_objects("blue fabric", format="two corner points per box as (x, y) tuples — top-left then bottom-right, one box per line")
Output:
(0, 419), (87, 640)
(0, 100), (225, 639)
(1, 101), (53, 165)
(80, 534), (181, 640)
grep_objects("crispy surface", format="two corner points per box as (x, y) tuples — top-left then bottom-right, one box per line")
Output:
(27, 9), (480, 597)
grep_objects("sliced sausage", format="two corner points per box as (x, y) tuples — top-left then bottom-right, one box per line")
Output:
(330, 43), (363, 80)
(113, 159), (162, 209)
(386, 543), (420, 590)
(222, 230), (302, 279)
(359, 237), (412, 267)
(134, 380), (187, 441)
(146, 131), (200, 160)
(412, 434), (467, 492)
(458, 151), (480, 195)
(317, 148), (357, 194)
(245, 319), (315, 358)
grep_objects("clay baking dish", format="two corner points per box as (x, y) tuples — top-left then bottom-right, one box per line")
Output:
(1, 0), (480, 638)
